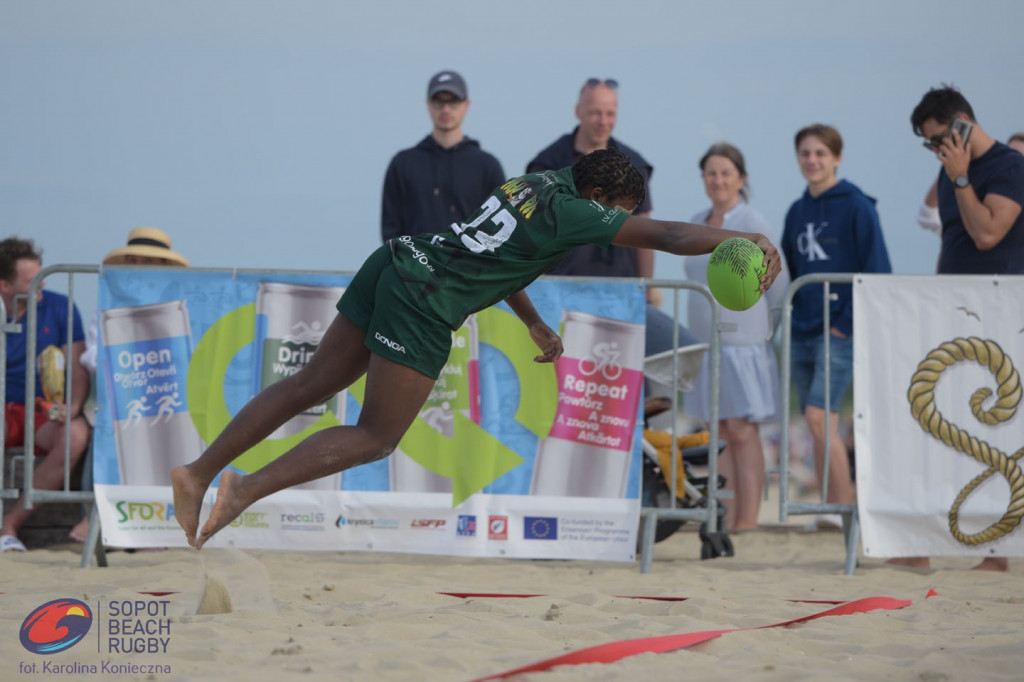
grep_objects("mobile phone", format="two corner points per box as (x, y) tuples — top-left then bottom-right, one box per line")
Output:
(951, 118), (973, 145)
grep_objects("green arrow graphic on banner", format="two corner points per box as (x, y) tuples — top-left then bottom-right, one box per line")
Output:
(346, 305), (559, 506)
(346, 377), (523, 507)
(475, 307), (558, 439)
(186, 303), (552, 506)
(186, 303), (340, 474)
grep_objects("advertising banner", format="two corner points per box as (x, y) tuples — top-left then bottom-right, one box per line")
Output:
(854, 275), (1024, 558)
(92, 269), (646, 561)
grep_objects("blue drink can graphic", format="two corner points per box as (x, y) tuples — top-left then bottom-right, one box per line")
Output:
(101, 300), (203, 486)
(254, 282), (346, 491)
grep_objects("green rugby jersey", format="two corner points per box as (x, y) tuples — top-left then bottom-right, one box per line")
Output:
(389, 167), (631, 329)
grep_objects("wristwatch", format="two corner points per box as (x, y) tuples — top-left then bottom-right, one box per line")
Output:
(954, 175), (970, 189)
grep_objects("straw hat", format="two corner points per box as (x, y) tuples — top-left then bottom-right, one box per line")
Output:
(102, 227), (189, 266)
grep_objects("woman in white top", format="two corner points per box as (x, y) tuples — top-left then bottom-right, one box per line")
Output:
(684, 143), (789, 530)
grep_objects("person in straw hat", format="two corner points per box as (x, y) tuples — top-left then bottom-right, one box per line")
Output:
(69, 227), (188, 543)
(79, 227), (188, 375)
(101, 226), (189, 267)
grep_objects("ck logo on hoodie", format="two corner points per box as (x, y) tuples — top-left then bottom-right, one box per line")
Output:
(798, 222), (830, 261)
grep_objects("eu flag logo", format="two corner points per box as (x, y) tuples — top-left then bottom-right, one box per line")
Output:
(523, 516), (558, 540)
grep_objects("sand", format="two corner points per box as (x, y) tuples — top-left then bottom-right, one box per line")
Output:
(2, 519), (1022, 682)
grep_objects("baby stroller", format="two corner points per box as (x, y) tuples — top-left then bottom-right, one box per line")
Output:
(640, 344), (734, 559)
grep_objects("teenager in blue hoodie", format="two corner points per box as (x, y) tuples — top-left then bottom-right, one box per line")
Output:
(781, 124), (891, 519)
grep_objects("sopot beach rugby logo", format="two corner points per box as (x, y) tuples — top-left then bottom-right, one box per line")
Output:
(20, 598), (93, 654)
(16, 596), (174, 676)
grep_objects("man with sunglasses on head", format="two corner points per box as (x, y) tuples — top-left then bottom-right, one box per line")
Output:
(381, 70), (505, 243)
(911, 84), (1024, 276)
(526, 78), (696, 389)
(528, 79), (656, 286)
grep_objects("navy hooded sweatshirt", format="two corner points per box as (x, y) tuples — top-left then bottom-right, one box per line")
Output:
(781, 179), (892, 338)
(381, 135), (505, 242)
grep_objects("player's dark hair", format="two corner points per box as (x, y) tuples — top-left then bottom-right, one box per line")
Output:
(911, 84), (976, 137)
(1009, 132), (1024, 146)
(572, 149), (646, 207)
(0, 237), (42, 283)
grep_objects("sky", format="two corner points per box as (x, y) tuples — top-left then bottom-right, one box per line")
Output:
(3, 0), (1023, 319)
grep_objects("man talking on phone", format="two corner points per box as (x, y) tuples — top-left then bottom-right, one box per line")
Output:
(898, 84), (1024, 574)
(910, 84), (1024, 275)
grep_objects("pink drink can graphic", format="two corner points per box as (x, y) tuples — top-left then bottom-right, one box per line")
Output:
(389, 314), (480, 492)
(254, 282), (346, 491)
(101, 300), (203, 486)
(530, 310), (644, 498)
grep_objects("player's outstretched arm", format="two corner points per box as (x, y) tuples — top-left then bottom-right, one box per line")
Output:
(612, 215), (782, 292)
(505, 290), (563, 363)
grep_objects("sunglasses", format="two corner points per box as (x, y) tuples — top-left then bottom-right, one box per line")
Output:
(584, 78), (619, 89)
(429, 95), (465, 109)
(921, 133), (948, 152)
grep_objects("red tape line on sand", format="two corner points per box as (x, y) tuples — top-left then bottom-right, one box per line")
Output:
(440, 592), (847, 604)
(137, 591), (180, 596)
(469, 595), (922, 681)
(440, 592), (546, 599)
(0, 591), (181, 597)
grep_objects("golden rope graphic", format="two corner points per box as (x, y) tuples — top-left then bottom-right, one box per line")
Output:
(907, 337), (1024, 545)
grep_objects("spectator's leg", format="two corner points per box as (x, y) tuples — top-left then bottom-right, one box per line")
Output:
(803, 405), (855, 505)
(0, 416), (89, 542)
(719, 417), (765, 530)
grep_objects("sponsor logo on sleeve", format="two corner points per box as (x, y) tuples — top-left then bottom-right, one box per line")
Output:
(396, 235), (436, 272)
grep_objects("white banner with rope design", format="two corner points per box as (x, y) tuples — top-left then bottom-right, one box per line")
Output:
(854, 275), (1024, 558)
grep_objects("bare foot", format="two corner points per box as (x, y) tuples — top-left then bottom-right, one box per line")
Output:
(69, 517), (89, 543)
(171, 465), (209, 547)
(886, 557), (931, 569)
(195, 471), (248, 550)
(972, 557), (1009, 572)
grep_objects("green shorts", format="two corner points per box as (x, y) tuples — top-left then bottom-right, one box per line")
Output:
(337, 244), (452, 380)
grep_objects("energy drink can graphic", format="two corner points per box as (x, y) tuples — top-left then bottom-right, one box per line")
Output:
(101, 300), (203, 486)
(254, 282), (346, 491)
(389, 314), (480, 492)
(530, 311), (644, 498)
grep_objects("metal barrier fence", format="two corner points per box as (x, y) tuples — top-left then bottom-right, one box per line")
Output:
(1, 295), (22, 503)
(2, 264), (107, 566)
(777, 273), (859, 575)
(636, 279), (724, 574)
(3, 265), (726, 571)
(21, 264), (95, 509)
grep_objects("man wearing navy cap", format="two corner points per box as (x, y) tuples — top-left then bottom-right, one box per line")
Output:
(381, 71), (505, 242)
